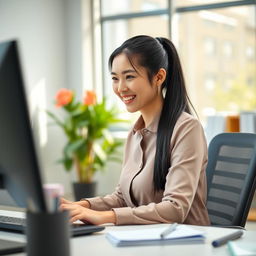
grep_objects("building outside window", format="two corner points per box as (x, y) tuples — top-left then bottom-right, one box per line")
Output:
(99, 0), (256, 125)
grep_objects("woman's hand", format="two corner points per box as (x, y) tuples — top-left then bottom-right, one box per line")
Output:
(60, 198), (116, 225)
(60, 197), (90, 208)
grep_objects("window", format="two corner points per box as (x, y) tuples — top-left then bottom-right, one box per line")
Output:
(246, 45), (255, 60)
(173, 2), (256, 121)
(204, 37), (217, 56)
(175, 0), (243, 7)
(99, 0), (256, 126)
(204, 74), (217, 91)
(101, 0), (167, 16)
(223, 41), (234, 58)
(100, 0), (169, 123)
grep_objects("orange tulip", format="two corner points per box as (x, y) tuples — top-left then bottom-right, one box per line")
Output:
(55, 88), (73, 107)
(83, 90), (96, 106)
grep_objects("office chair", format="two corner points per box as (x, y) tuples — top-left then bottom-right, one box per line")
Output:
(206, 133), (256, 228)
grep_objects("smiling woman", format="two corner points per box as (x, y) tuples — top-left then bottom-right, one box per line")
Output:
(60, 35), (210, 226)
(111, 53), (166, 125)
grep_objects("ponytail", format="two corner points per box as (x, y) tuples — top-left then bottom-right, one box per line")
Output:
(153, 37), (193, 191)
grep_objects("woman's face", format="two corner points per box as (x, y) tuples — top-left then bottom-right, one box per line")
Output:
(111, 53), (162, 114)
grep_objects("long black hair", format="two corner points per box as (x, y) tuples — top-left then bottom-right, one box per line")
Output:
(109, 35), (194, 192)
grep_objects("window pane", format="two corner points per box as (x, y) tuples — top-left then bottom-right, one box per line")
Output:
(174, 0), (244, 7)
(102, 15), (169, 124)
(173, 5), (256, 123)
(101, 0), (167, 16)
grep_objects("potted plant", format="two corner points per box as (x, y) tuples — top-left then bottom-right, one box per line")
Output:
(47, 88), (124, 200)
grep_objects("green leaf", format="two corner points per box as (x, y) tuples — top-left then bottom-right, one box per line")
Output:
(102, 129), (114, 144)
(57, 157), (73, 171)
(93, 142), (107, 162)
(46, 111), (65, 128)
(64, 139), (85, 158)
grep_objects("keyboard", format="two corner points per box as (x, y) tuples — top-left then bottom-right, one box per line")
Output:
(0, 215), (105, 237)
(0, 215), (26, 231)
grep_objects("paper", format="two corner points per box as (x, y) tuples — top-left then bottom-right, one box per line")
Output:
(106, 225), (205, 246)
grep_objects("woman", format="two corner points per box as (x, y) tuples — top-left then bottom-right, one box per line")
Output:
(61, 35), (210, 226)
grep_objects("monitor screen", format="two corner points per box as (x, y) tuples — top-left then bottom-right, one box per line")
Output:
(0, 40), (46, 212)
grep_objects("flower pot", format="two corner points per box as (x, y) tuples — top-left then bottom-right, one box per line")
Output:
(73, 182), (97, 201)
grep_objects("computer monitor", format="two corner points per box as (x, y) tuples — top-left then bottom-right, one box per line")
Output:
(0, 40), (47, 212)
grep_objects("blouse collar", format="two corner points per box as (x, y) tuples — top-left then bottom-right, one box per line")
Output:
(132, 112), (161, 134)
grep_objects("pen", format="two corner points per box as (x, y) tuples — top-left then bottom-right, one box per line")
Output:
(160, 223), (178, 238)
(212, 230), (243, 247)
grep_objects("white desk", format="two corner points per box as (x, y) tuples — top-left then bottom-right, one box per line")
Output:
(0, 224), (255, 256)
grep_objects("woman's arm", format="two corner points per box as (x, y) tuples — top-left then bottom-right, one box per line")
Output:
(83, 183), (127, 211)
(60, 203), (117, 225)
(60, 183), (127, 219)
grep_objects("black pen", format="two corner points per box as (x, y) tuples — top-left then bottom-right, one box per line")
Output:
(160, 223), (178, 239)
(212, 230), (243, 247)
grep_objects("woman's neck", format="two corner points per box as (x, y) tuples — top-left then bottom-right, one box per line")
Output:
(140, 96), (163, 127)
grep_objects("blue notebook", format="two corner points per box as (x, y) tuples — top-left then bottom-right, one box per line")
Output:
(106, 224), (205, 247)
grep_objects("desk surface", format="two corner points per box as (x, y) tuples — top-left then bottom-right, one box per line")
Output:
(0, 224), (255, 256)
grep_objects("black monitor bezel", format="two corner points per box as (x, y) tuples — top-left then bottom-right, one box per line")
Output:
(0, 40), (47, 212)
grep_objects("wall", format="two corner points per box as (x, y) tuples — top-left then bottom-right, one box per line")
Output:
(0, 0), (73, 198)
(0, 0), (121, 200)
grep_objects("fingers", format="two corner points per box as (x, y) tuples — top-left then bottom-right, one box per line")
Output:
(69, 208), (81, 223)
(60, 203), (96, 224)
(59, 198), (71, 212)
(70, 214), (86, 224)
(60, 198), (88, 208)
(59, 201), (74, 212)
(60, 197), (72, 204)
(60, 204), (85, 223)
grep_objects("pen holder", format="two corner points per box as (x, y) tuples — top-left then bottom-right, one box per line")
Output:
(26, 210), (70, 256)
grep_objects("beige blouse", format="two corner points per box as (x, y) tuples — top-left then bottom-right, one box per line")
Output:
(86, 112), (210, 226)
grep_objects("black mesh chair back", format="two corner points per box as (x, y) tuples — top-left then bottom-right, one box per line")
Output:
(206, 133), (256, 227)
